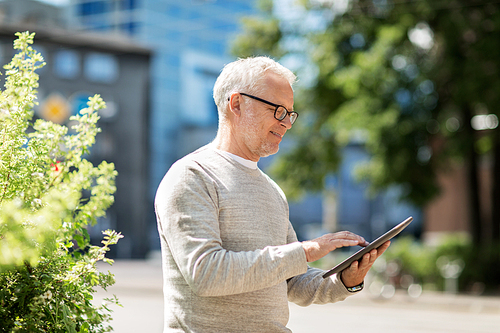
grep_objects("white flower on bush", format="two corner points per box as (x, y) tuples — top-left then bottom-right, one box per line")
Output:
(38, 290), (53, 303)
(43, 290), (52, 300)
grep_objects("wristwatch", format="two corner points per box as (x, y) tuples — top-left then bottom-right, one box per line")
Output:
(346, 281), (364, 293)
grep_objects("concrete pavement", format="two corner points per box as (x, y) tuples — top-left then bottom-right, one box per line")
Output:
(94, 260), (500, 333)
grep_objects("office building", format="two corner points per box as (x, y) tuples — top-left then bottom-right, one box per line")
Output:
(0, 0), (152, 257)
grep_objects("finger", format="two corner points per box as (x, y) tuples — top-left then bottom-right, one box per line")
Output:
(375, 241), (391, 257)
(322, 233), (366, 250)
(332, 238), (366, 248)
(359, 245), (389, 271)
(351, 250), (374, 273)
(350, 259), (359, 270)
(368, 249), (378, 265)
(357, 252), (374, 269)
(331, 231), (368, 246)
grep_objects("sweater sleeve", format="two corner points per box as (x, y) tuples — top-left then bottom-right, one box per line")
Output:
(155, 162), (308, 297)
(285, 223), (358, 306)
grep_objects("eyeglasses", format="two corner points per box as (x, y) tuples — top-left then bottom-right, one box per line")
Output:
(239, 93), (299, 125)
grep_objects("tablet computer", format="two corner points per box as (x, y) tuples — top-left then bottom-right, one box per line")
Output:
(322, 216), (413, 279)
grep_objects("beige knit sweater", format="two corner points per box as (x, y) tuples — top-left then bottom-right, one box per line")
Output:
(155, 145), (356, 333)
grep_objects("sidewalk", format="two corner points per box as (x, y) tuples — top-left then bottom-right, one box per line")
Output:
(94, 259), (164, 333)
(95, 260), (500, 333)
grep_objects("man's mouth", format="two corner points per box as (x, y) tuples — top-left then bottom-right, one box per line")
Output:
(270, 131), (283, 138)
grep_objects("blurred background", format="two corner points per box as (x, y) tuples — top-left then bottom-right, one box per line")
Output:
(1, 0), (498, 295)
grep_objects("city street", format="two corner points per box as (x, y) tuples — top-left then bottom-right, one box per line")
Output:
(95, 260), (500, 333)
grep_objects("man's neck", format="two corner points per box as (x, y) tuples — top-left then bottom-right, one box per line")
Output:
(212, 132), (259, 162)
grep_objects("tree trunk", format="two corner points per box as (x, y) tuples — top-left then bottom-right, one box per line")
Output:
(464, 107), (482, 245)
(468, 148), (482, 245)
(491, 131), (500, 243)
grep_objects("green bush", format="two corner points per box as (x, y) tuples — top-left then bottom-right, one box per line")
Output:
(383, 236), (439, 286)
(0, 32), (121, 332)
(434, 236), (500, 294)
(385, 235), (500, 294)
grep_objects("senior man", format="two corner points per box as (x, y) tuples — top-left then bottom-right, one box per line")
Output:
(155, 56), (390, 332)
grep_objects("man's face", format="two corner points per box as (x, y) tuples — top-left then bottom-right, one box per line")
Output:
(237, 72), (294, 161)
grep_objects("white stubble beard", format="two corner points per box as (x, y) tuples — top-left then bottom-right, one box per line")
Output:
(239, 108), (280, 159)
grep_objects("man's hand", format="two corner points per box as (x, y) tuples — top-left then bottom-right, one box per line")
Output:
(301, 231), (369, 263)
(341, 240), (391, 288)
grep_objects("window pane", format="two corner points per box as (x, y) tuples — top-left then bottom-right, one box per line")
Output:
(54, 50), (80, 79)
(84, 52), (119, 83)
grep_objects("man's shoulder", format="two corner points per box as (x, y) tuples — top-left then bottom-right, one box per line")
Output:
(173, 144), (222, 169)
(156, 146), (218, 197)
(162, 145), (231, 183)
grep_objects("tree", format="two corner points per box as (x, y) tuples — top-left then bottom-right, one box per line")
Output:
(0, 32), (121, 332)
(231, 0), (500, 246)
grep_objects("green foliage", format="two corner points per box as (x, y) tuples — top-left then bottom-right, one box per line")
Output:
(230, 0), (284, 58)
(384, 236), (437, 284)
(232, 0), (500, 244)
(231, 1), (443, 204)
(0, 32), (121, 332)
(433, 236), (500, 293)
(385, 235), (500, 293)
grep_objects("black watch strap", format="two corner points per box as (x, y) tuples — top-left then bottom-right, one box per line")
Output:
(346, 281), (364, 293)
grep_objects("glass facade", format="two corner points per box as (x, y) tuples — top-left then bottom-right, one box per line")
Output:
(69, 0), (257, 250)
(75, 0), (140, 33)
(78, 1), (110, 16)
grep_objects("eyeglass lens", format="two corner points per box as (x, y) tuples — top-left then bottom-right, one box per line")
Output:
(276, 106), (297, 124)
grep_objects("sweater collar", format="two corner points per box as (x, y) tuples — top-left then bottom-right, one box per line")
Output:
(212, 146), (259, 169)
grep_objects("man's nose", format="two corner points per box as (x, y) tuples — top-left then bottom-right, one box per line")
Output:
(280, 114), (292, 129)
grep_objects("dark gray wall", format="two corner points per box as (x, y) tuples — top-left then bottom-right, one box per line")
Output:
(0, 24), (152, 258)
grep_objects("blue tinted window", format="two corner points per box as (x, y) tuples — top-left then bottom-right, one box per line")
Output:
(79, 1), (109, 16)
(165, 54), (180, 67)
(121, 22), (139, 35)
(165, 31), (180, 44)
(166, 4), (182, 17)
(54, 50), (80, 79)
(121, 0), (139, 10)
(84, 52), (119, 83)
(209, 41), (224, 55)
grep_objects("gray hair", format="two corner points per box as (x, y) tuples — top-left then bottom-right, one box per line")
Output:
(213, 56), (296, 123)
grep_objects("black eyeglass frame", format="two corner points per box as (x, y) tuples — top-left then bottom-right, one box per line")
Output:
(237, 93), (298, 125)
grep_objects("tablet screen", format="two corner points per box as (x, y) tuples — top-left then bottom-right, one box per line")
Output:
(322, 216), (413, 279)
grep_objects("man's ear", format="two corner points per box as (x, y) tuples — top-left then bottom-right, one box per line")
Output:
(228, 93), (242, 117)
